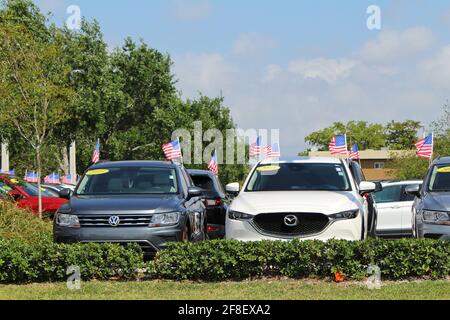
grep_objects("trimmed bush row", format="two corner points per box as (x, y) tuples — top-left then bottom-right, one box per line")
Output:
(0, 238), (143, 283)
(150, 239), (450, 281)
(0, 238), (449, 283)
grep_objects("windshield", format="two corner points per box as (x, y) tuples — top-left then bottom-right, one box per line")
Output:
(25, 184), (60, 197)
(246, 163), (351, 192)
(428, 165), (450, 192)
(76, 167), (179, 195)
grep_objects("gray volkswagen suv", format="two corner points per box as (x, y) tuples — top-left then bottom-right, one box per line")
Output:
(53, 161), (207, 256)
(406, 157), (450, 240)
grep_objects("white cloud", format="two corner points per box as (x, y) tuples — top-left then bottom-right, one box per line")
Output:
(287, 58), (357, 83)
(170, 0), (213, 22)
(420, 45), (450, 87)
(359, 27), (435, 63)
(173, 53), (236, 97)
(232, 33), (277, 56)
(262, 64), (282, 82)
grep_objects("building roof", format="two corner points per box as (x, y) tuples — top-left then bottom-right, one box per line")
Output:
(308, 150), (415, 160)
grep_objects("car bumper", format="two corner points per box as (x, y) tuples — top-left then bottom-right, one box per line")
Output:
(417, 222), (450, 240)
(54, 224), (185, 253)
(225, 217), (362, 241)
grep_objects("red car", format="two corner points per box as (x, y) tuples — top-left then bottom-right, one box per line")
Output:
(0, 174), (68, 215)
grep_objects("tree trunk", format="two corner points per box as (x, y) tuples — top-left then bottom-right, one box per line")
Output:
(60, 145), (70, 175)
(36, 146), (43, 219)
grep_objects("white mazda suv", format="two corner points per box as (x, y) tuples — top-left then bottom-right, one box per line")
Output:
(225, 157), (376, 241)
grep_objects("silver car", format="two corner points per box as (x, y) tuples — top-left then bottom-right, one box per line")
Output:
(406, 157), (450, 240)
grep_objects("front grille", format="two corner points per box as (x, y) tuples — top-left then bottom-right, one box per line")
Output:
(78, 214), (152, 227)
(252, 213), (330, 237)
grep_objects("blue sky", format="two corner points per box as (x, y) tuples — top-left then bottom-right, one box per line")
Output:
(35, 0), (450, 155)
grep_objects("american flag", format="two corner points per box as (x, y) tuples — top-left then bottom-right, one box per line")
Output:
(208, 150), (219, 175)
(349, 144), (360, 160)
(415, 133), (434, 159)
(265, 143), (281, 158)
(249, 136), (262, 157)
(24, 171), (38, 183)
(329, 134), (348, 155)
(44, 173), (60, 185)
(162, 139), (182, 160)
(91, 139), (100, 164)
(61, 175), (73, 185)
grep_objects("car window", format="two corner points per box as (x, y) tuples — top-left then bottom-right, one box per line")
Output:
(349, 162), (365, 184)
(23, 183), (59, 197)
(191, 175), (215, 191)
(77, 167), (179, 195)
(246, 163), (351, 192)
(0, 180), (13, 194)
(374, 185), (402, 203)
(428, 165), (450, 192)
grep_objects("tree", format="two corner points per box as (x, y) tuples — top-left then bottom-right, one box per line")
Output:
(305, 121), (386, 151)
(385, 120), (422, 150)
(0, 22), (73, 217)
(388, 153), (429, 180)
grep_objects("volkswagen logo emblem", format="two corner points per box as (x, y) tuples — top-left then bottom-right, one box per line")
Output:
(108, 216), (120, 227)
(284, 215), (299, 227)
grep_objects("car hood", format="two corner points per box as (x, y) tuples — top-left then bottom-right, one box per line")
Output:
(423, 192), (450, 211)
(230, 191), (360, 215)
(66, 194), (183, 214)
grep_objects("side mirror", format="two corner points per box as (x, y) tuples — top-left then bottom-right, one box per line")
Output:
(226, 182), (240, 195)
(8, 189), (22, 200)
(359, 181), (376, 195)
(187, 186), (203, 199)
(59, 188), (73, 200)
(405, 184), (421, 198)
(374, 182), (383, 193)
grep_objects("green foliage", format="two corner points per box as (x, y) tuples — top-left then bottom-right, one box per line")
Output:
(388, 153), (429, 180)
(0, 201), (52, 242)
(150, 239), (450, 281)
(385, 120), (422, 150)
(0, 238), (143, 283)
(305, 121), (386, 151)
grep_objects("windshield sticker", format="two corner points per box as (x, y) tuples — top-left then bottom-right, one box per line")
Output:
(10, 179), (19, 184)
(0, 186), (12, 192)
(256, 165), (281, 172)
(86, 169), (110, 176)
(437, 167), (450, 173)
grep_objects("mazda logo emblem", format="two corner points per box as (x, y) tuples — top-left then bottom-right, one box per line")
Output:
(108, 216), (120, 227)
(284, 215), (299, 227)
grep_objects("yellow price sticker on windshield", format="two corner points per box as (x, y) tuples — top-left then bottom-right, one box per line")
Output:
(437, 167), (450, 173)
(86, 169), (110, 176)
(10, 179), (19, 184)
(256, 165), (281, 172)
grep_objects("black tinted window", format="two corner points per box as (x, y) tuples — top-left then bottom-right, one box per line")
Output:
(191, 175), (215, 191)
(246, 163), (351, 192)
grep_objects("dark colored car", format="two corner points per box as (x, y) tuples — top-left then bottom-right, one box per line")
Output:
(188, 169), (227, 239)
(348, 161), (380, 237)
(0, 174), (68, 215)
(406, 157), (450, 240)
(54, 161), (207, 257)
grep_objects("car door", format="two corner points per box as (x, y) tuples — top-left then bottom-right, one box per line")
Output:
(180, 167), (205, 238)
(399, 184), (420, 235)
(374, 184), (403, 236)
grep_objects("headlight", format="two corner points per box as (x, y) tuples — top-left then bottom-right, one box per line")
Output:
(56, 214), (80, 228)
(330, 210), (359, 220)
(228, 210), (254, 220)
(149, 212), (180, 227)
(422, 210), (450, 223)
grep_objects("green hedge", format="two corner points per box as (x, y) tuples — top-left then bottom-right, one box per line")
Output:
(0, 238), (143, 283)
(150, 239), (450, 281)
(0, 238), (449, 283)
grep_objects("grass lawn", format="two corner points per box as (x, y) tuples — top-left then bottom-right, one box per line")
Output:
(0, 279), (449, 300)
